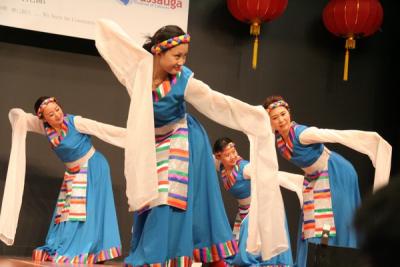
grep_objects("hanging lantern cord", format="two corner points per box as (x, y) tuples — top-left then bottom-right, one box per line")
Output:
(343, 36), (356, 81)
(250, 21), (261, 70)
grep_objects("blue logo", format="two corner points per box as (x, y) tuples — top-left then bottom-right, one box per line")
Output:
(119, 0), (130, 5)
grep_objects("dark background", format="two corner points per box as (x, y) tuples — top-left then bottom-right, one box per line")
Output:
(1, 0), (399, 263)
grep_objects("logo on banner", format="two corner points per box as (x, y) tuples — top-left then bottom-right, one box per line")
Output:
(121, 0), (183, 9)
(118, 0), (130, 4)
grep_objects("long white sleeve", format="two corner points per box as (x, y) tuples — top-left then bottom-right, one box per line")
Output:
(25, 112), (45, 135)
(185, 78), (274, 137)
(0, 109), (44, 245)
(74, 116), (126, 149)
(95, 19), (150, 94)
(243, 164), (304, 207)
(277, 171), (304, 206)
(213, 155), (221, 172)
(95, 19), (158, 211)
(299, 127), (392, 192)
(185, 78), (288, 260)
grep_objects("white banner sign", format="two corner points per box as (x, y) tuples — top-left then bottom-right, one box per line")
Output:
(0, 0), (189, 43)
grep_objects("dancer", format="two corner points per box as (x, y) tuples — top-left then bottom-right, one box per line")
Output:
(213, 137), (303, 267)
(95, 19), (289, 266)
(0, 97), (125, 264)
(263, 95), (392, 267)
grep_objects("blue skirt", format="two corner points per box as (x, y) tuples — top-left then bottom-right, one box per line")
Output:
(124, 115), (237, 267)
(295, 152), (361, 267)
(33, 151), (121, 263)
(225, 216), (293, 267)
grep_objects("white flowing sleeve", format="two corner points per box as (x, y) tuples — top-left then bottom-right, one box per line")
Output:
(74, 116), (126, 149)
(95, 19), (158, 211)
(185, 78), (288, 260)
(213, 155), (221, 172)
(95, 19), (149, 94)
(242, 164), (251, 179)
(299, 127), (392, 192)
(0, 109), (44, 246)
(243, 164), (303, 206)
(277, 171), (304, 206)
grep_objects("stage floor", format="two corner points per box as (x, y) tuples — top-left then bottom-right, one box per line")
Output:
(0, 257), (122, 266)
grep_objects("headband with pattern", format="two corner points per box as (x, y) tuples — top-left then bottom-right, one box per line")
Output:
(266, 100), (290, 113)
(215, 142), (236, 157)
(36, 97), (57, 118)
(151, 34), (191, 54)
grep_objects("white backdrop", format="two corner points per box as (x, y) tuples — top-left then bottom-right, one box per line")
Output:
(0, 0), (189, 43)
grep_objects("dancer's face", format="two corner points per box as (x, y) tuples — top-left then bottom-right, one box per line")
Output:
(217, 145), (240, 169)
(268, 106), (291, 136)
(158, 44), (188, 76)
(42, 102), (64, 128)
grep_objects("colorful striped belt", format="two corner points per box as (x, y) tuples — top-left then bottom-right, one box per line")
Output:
(142, 116), (190, 211)
(301, 149), (336, 240)
(55, 146), (95, 224)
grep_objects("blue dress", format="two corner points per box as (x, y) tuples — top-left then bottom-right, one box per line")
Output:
(275, 124), (360, 267)
(33, 115), (121, 264)
(124, 67), (237, 267)
(218, 159), (293, 267)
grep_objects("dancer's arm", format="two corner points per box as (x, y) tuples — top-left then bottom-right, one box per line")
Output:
(74, 116), (126, 148)
(299, 127), (392, 192)
(185, 78), (288, 260)
(0, 108), (45, 246)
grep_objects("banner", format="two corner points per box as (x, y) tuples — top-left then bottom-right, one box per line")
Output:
(0, 0), (189, 43)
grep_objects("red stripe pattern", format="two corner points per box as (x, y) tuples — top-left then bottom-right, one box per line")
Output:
(232, 203), (250, 241)
(55, 163), (88, 224)
(142, 120), (190, 212)
(44, 116), (69, 148)
(124, 239), (238, 267)
(276, 126), (295, 160)
(220, 158), (242, 191)
(33, 246), (121, 264)
(302, 170), (336, 239)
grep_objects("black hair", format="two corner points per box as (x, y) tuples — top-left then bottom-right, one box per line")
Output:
(34, 96), (51, 114)
(213, 137), (234, 154)
(142, 25), (186, 53)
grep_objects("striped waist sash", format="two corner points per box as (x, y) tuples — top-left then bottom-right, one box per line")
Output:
(144, 116), (190, 211)
(233, 201), (250, 241)
(302, 168), (336, 240)
(55, 147), (95, 224)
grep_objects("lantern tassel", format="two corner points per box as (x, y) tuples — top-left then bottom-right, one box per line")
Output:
(252, 36), (259, 69)
(250, 22), (261, 70)
(343, 48), (349, 81)
(343, 36), (356, 81)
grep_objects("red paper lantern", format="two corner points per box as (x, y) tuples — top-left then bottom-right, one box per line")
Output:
(322, 0), (383, 81)
(227, 0), (288, 69)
